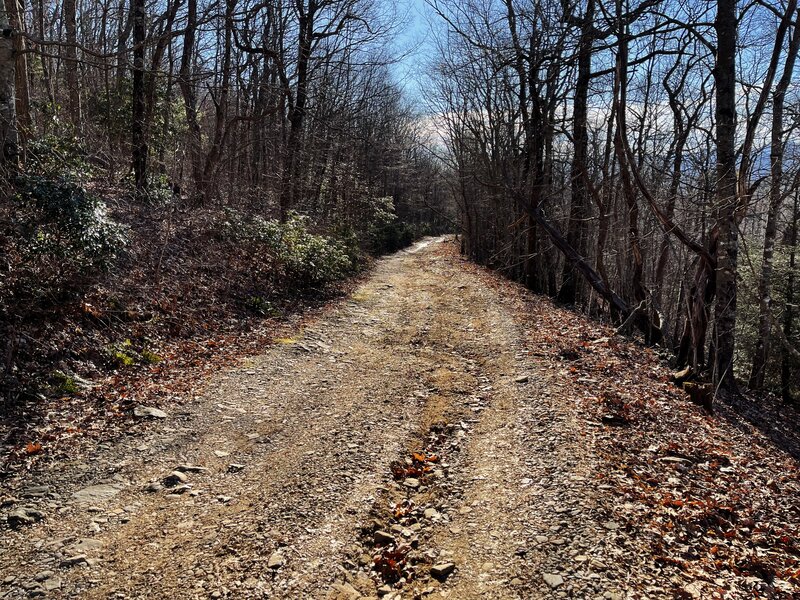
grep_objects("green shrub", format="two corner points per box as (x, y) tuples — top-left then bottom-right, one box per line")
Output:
(221, 210), (355, 289)
(51, 370), (79, 395)
(333, 195), (426, 255)
(737, 235), (800, 395)
(369, 220), (418, 254)
(91, 79), (132, 144)
(277, 214), (355, 286)
(244, 295), (281, 317)
(17, 176), (126, 269)
(140, 349), (163, 364)
(106, 339), (161, 367)
(109, 339), (137, 367)
(27, 133), (94, 181)
(3, 177), (127, 310)
(221, 208), (283, 246)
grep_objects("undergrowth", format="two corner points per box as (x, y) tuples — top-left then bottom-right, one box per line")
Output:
(0, 171), (433, 409)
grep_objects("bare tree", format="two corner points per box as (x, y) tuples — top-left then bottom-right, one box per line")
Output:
(0, 2), (17, 165)
(749, 5), (800, 390)
(63, 0), (82, 132)
(131, 0), (146, 193)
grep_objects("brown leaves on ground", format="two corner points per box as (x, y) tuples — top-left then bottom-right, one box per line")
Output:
(24, 442), (42, 455)
(390, 451), (439, 483)
(1, 206), (365, 478)
(439, 244), (799, 596)
(506, 286), (800, 596)
(366, 423), (454, 588)
(373, 545), (412, 584)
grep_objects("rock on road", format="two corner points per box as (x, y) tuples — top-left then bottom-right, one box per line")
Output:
(0, 238), (629, 599)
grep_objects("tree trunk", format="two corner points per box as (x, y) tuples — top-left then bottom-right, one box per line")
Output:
(63, 0), (82, 132)
(131, 0), (147, 194)
(35, 0), (53, 116)
(280, 0), (315, 221)
(655, 57), (699, 317)
(525, 200), (658, 340)
(4, 0), (27, 162)
(116, 0), (132, 87)
(199, 0), (235, 203)
(144, 1), (180, 173)
(0, 3), (18, 166)
(613, 4), (646, 306)
(781, 190), (799, 403)
(177, 0), (203, 197)
(559, 0), (594, 305)
(712, 0), (739, 397)
(736, 0), (796, 213)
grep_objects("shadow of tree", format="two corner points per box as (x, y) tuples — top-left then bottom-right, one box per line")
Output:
(717, 393), (800, 462)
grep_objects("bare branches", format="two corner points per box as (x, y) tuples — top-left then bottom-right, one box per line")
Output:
(427, 0), (800, 395)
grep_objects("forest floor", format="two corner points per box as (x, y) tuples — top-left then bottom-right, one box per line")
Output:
(1, 237), (799, 599)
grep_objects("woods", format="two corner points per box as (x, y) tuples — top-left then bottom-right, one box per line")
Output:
(0, 0), (452, 403)
(0, 0), (798, 431)
(0, 0), (448, 213)
(429, 0), (800, 402)
(1, 2), (800, 597)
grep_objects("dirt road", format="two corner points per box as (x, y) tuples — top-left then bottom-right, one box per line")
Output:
(0, 239), (648, 598)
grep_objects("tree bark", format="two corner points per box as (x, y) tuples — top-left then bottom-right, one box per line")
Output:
(613, 2), (647, 307)
(0, 3), (18, 166)
(712, 0), (739, 397)
(131, 0), (147, 194)
(199, 0), (235, 202)
(279, 0), (315, 221)
(116, 0), (133, 87)
(63, 0), (82, 132)
(36, 0), (54, 115)
(178, 0), (203, 197)
(781, 190), (799, 403)
(4, 0), (27, 162)
(559, 0), (595, 305)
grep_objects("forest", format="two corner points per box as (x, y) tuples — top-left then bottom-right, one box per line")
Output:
(0, 0), (453, 406)
(429, 0), (800, 403)
(0, 0), (798, 408)
(0, 0), (800, 598)
(0, 0), (793, 409)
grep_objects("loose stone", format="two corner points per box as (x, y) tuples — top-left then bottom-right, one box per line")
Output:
(163, 471), (188, 487)
(431, 562), (455, 581)
(133, 406), (168, 419)
(543, 573), (564, 589)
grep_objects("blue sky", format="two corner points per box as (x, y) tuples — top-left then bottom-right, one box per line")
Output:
(392, 0), (433, 107)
